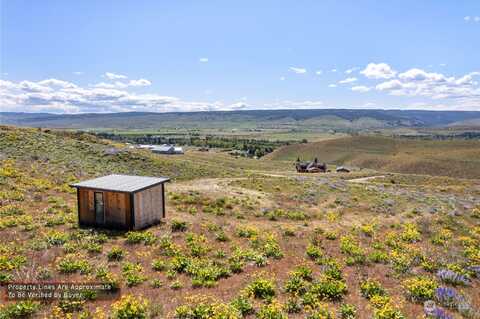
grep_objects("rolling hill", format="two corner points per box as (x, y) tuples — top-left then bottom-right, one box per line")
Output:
(2, 109), (480, 130)
(265, 135), (480, 179)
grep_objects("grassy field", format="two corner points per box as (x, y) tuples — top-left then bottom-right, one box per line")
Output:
(265, 135), (480, 179)
(0, 126), (479, 319)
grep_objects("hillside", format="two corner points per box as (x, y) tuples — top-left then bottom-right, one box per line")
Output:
(0, 126), (241, 182)
(265, 135), (480, 179)
(1, 126), (480, 318)
(2, 109), (480, 130)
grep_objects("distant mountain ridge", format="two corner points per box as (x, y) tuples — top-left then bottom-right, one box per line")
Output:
(1, 109), (480, 130)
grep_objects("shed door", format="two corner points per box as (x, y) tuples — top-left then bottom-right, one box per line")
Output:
(94, 192), (105, 224)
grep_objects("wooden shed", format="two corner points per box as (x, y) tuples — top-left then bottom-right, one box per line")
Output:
(70, 174), (170, 230)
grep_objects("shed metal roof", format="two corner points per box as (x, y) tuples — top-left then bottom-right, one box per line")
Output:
(70, 174), (170, 193)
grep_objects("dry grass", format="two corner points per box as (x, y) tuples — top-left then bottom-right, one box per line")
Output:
(265, 135), (480, 179)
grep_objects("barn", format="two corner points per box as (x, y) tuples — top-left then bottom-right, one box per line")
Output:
(70, 174), (170, 230)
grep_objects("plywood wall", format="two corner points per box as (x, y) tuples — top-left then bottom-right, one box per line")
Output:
(133, 184), (164, 229)
(77, 188), (130, 229)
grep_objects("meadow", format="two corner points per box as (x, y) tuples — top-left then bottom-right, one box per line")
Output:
(0, 126), (479, 319)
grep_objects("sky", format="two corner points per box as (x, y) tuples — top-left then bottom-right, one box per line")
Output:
(1, 0), (480, 113)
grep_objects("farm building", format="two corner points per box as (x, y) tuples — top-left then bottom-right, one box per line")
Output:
(336, 166), (351, 173)
(295, 158), (327, 173)
(151, 144), (184, 154)
(70, 174), (169, 230)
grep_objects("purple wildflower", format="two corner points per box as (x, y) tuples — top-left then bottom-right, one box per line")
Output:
(423, 301), (454, 319)
(436, 269), (471, 286)
(434, 287), (463, 308)
(432, 307), (454, 319)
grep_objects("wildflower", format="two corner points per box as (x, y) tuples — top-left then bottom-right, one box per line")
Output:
(436, 269), (470, 286)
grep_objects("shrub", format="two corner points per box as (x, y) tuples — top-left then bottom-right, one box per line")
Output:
(403, 276), (437, 302)
(56, 254), (91, 274)
(0, 272), (13, 284)
(325, 231), (338, 240)
(306, 308), (334, 319)
(284, 274), (309, 295)
(170, 280), (183, 290)
(125, 231), (156, 245)
(174, 299), (241, 319)
(150, 279), (163, 288)
(339, 236), (365, 264)
(215, 231), (229, 242)
(284, 298), (302, 313)
(309, 276), (347, 301)
(107, 247), (125, 261)
(360, 279), (386, 299)
(151, 259), (168, 271)
(45, 230), (69, 246)
(340, 303), (356, 319)
(372, 302), (406, 319)
(230, 295), (254, 316)
(0, 301), (39, 318)
(122, 262), (146, 287)
(112, 295), (148, 319)
(246, 277), (276, 300)
(368, 251), (389, 264)
(236, 226), (257, 238)
(171, 220), (188, 232)
(400, 223), (421, 243)
(306, 244), (324, 260)
(257, 300), (287, 319)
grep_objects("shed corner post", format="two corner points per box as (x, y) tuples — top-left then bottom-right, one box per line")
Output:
(76, 187), (81, 227)
(162, 183), (166, 219)
(129, 192), (135, 230)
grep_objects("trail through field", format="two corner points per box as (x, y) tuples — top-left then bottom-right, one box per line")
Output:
(347, 175), (386, 183)
(170, 177), (273, 204)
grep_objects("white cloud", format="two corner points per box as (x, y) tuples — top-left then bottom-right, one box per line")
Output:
(0, 77), (327, 113)
(351, 86), (371, 93)
(73, 71), (84, 75)
(398, 68), (447, 82)
(94, 78), (152, 89)
(280, 76), (286, 81)
(465, 16), (480, 22)
(338, 77), (357, 84)
(18, 81), (53, 93)
(328, 84), (337, 88)
(331, 69), (337, 73)
(199, 58), (209, 63)
(104, 72), (128, 80)
(289, 67), (307, 74)
(345, 67), (359, 74)
(128, 79), (151, 87)
(315, 70), (323, 75)
(38, 79), (78, 89)
(361, 63), (397, 79)
(375, 67), (480, 102)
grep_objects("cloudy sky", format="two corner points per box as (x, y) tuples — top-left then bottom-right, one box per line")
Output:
(1, 0), (480, 113)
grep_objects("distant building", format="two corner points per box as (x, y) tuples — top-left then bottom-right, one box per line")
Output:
(150, 144), (183, 154)
(71, 174), (169, 230)
(295, 158), (327, 173)
(152, 144), (175, 154)
(336, 166), (350, 173)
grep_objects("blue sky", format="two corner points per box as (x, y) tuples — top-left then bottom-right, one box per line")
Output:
(1, 0), (479, 113)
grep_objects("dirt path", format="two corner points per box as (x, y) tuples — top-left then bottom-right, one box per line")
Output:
(347, 175), (386, 183)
